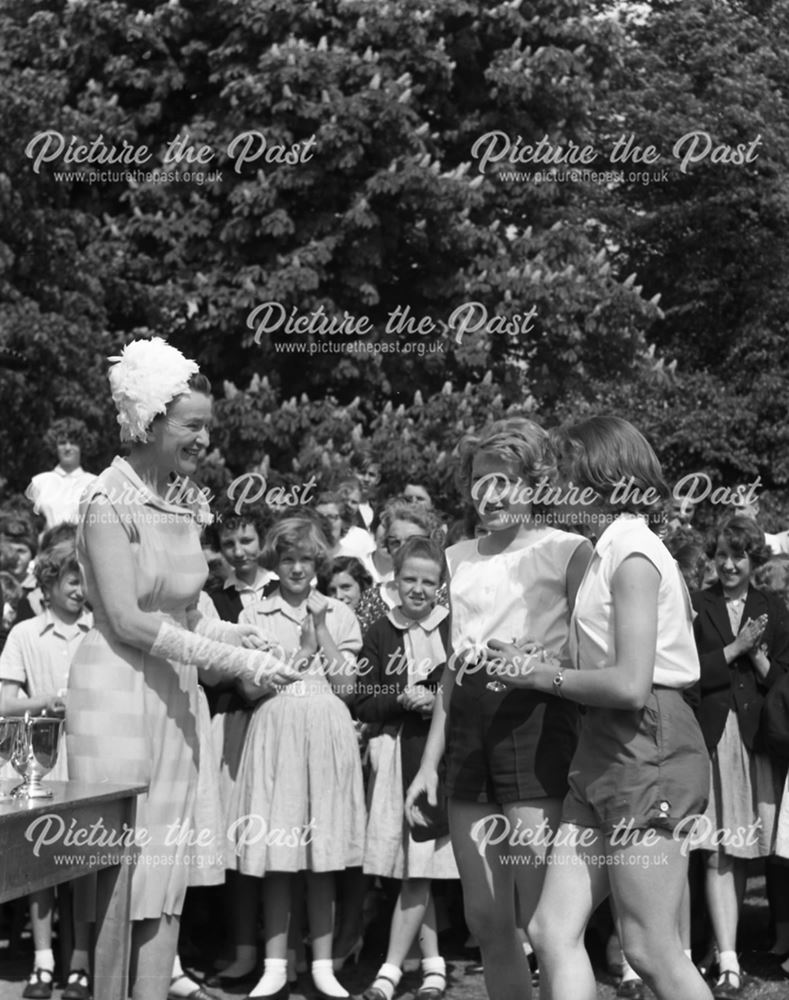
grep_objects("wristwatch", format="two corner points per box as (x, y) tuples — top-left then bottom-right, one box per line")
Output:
(552, 668), (565, 698)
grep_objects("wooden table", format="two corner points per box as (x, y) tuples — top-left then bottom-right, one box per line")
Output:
(0, 780), (144, 999)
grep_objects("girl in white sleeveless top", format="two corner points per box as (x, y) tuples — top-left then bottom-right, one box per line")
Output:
(488, 416), (711, 1000)
(405, 418), (591, 1000)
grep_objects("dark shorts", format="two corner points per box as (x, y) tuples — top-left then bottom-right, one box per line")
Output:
(562, 687), (709, 835)
(444, 667), (579, 804)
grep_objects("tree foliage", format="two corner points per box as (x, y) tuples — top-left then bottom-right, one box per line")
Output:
(1, 0), (787, 515)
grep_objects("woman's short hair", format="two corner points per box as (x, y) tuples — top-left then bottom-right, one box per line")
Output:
(34, 541), (81, 593)
(159, 372), (212, 417)
(185, 372), (212, 397)
(706, 513), (773, 568)
(260, 515), (332, 576)
(552, 415), (669, 527)
(455, 417), (555, 498)
(208, 500), (270, 549)
(43, 417), (92, 457)
(378, 497), (443, 544)
(317, 556), (373, 595)
(392, 536), (445, 580)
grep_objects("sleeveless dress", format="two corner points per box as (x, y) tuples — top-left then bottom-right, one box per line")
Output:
(66, 457), (208, 920)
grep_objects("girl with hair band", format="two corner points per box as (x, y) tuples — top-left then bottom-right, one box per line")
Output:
(230, 516), (366, 1000)
(66, 339), (302, 1000)
(487, 415), (712, 1000)
(405, 417), (592, 1000)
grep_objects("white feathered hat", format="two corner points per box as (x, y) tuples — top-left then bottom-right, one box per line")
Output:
(108, 337), (200, 442)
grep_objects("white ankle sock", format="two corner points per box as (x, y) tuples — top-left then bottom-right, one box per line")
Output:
(420, 957), (446, 991)
(371, 962), (402, 1000)
(34, 950), (55, 973)
(718, 950), (739, 974)
(250, 958), (288, 997)
(312, 959), (349, 998)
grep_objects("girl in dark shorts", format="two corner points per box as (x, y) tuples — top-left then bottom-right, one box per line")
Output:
(405, 418), (592, 1000)
(488, 416), (712, 1000)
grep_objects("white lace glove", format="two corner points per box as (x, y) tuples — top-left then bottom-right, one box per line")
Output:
(188, 613), (265, 648)
(151, 621), (299, 691)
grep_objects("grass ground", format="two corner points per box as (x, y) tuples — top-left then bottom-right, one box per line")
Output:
(0, 876), (787, 999)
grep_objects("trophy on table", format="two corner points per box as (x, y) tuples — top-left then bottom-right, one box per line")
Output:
(0, 716), (26, 800)
(6, 711), (64, 799)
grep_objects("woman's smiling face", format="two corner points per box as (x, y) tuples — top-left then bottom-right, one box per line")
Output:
(470, 451), (531, 532)
(714, 536), (752, 594)
(151, 391), (212, 478)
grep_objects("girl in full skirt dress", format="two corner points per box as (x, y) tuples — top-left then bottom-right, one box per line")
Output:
(231, 516), (366, 1000)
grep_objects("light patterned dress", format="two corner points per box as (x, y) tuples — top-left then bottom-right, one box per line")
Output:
(188, 592), (227, 886)
(229, 590), (366, 875)
(67, 457), (207, 920)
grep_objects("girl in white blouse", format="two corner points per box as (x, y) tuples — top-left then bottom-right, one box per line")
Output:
(405, 418), (591, 1000)
(488, 416), (712, 1000)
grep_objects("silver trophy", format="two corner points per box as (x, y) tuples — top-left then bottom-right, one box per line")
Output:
(0, 716), (27, 800)
(9, 713), (64, 798)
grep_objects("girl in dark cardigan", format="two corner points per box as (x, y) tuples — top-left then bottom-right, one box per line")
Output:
(355, 537), (457, 1000)
(691, 514), (789, 997)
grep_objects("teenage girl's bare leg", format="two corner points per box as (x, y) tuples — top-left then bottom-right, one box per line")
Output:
(305, 871), (336, 962)
(611, 834), (712, 1000)
(262, 873), (291, 960)
(528, 825), (609, 1000)
(503, 799), (563, 937)
(450, 800), (556, 1000)
(381, 879), (433, 967)
(704, 850), (745, 957)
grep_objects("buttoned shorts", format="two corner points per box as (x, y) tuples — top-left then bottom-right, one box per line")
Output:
(562, 687), (709, 834)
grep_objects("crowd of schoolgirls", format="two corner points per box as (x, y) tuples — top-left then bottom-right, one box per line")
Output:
(3, 416), (789, 1000)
